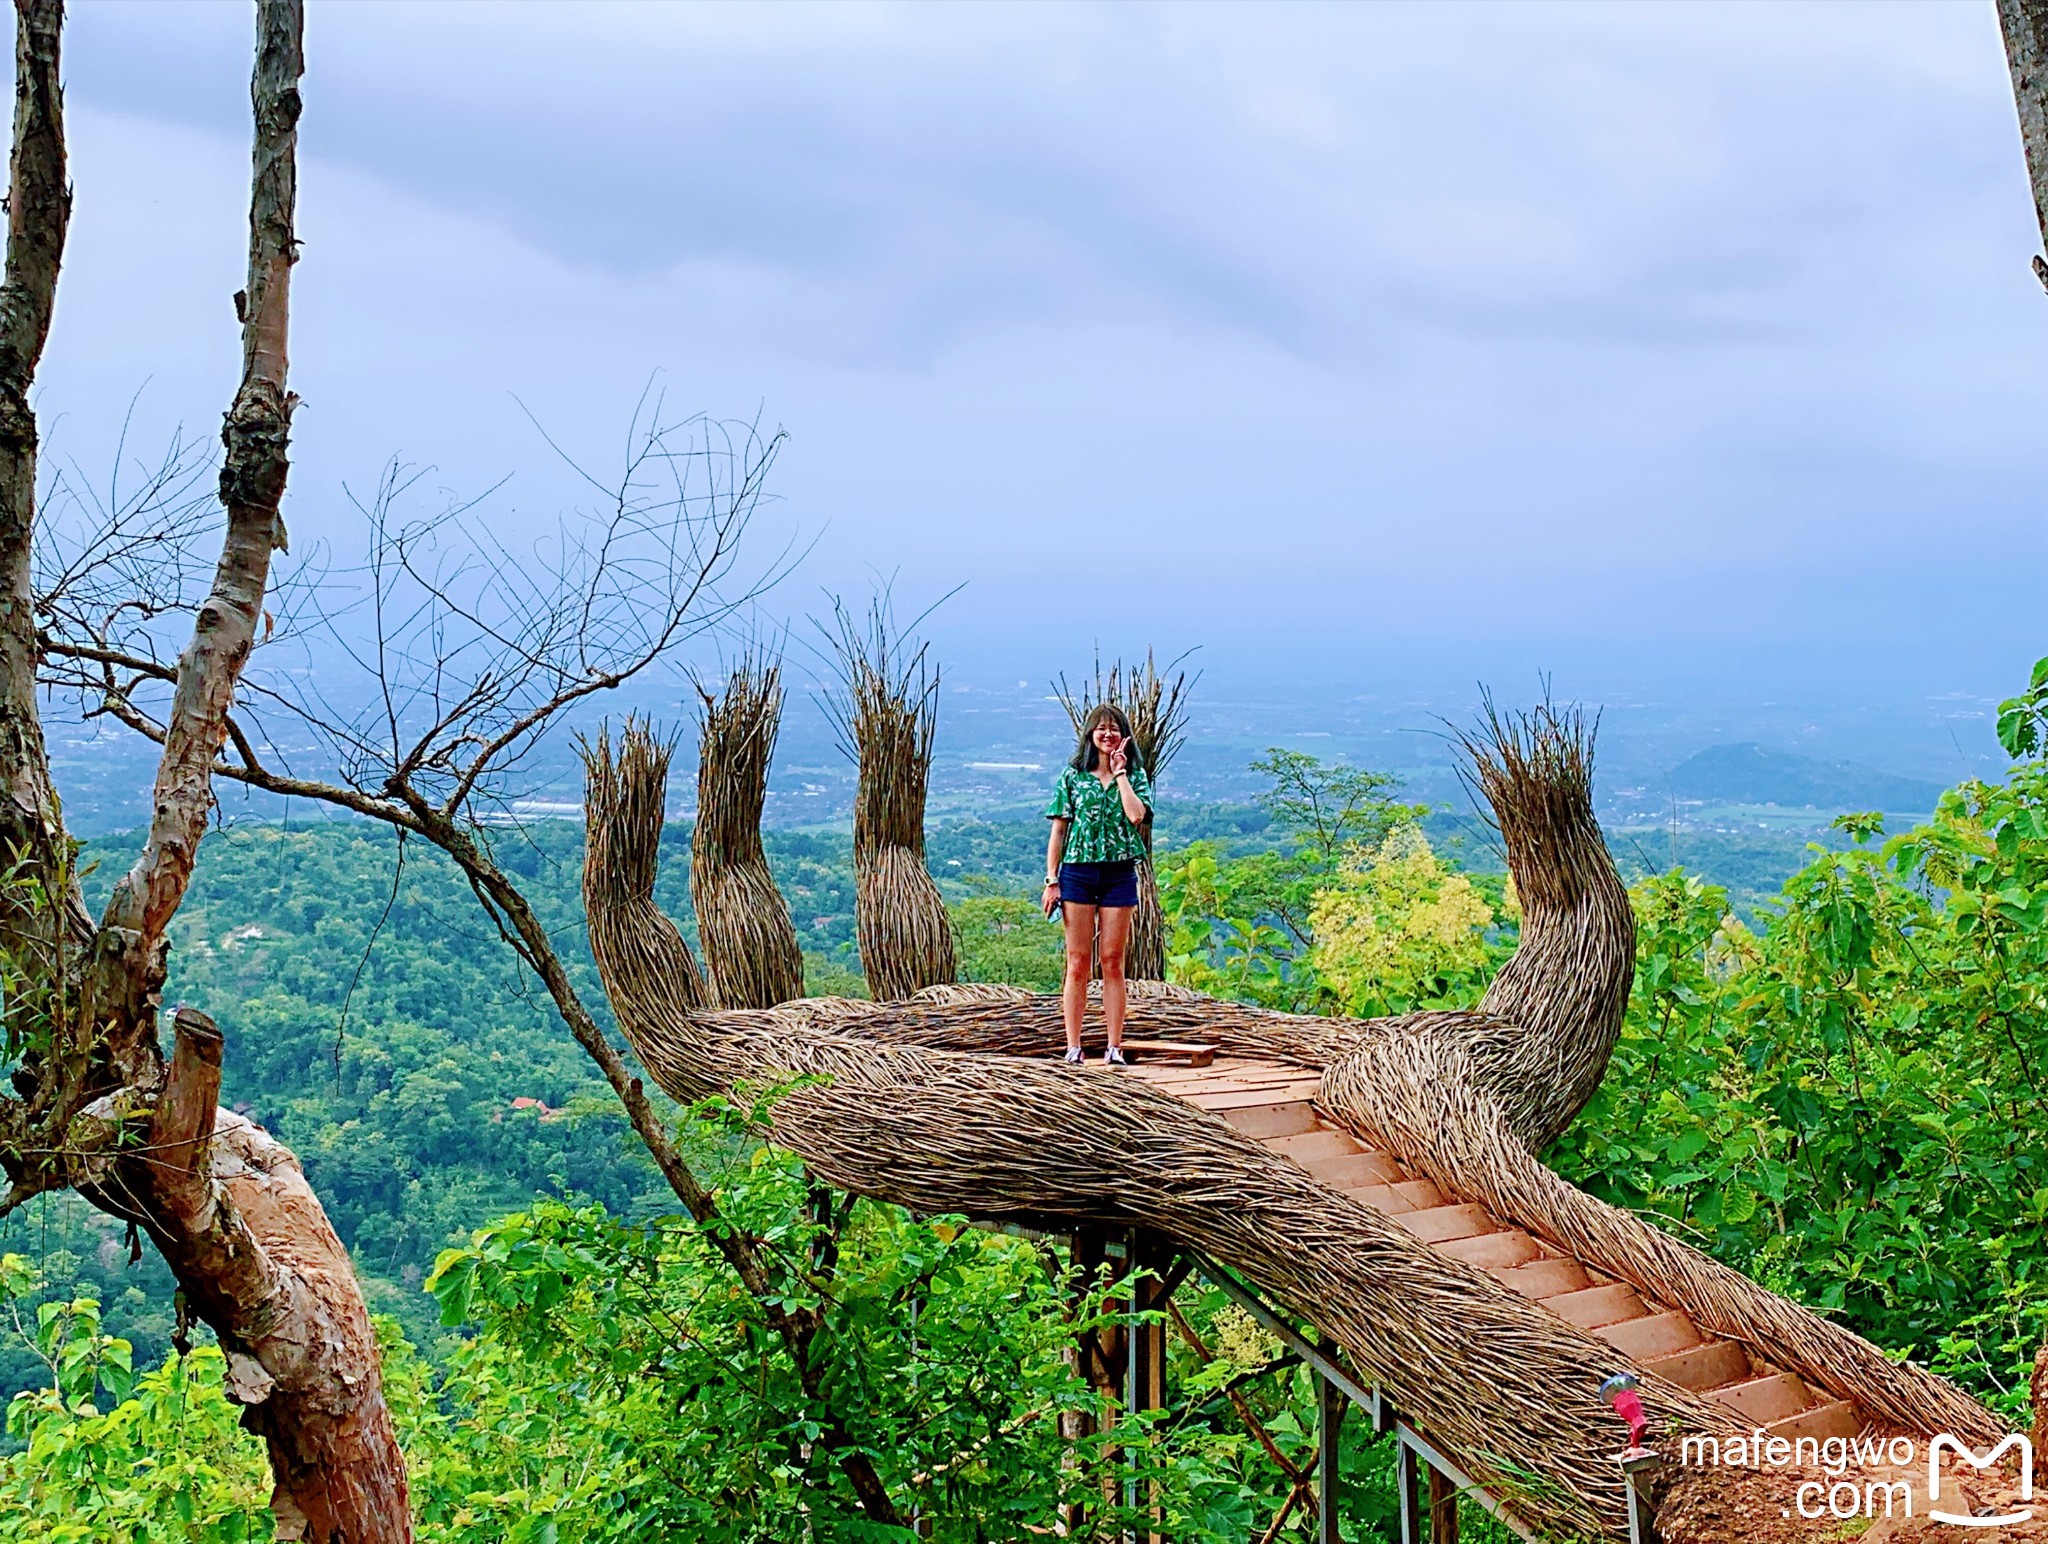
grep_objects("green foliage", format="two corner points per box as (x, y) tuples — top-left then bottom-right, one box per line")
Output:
(1159, 842), (1320, 1009)
(5, 820), (873, 1376)
(1161, 754), (1429, 985)
(406, 1087), (1291, 1542)
(1248, 749), (1425, 865)
(1997, 655), (2048, 759)
(1159, 752), (1501, 1018)
(1308, 828), (1509, 1017)
(0, 1255), (274, 1540)
(950, 891), (1064, 991)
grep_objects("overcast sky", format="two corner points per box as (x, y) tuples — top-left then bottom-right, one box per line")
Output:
(36, 1), (2048, 698)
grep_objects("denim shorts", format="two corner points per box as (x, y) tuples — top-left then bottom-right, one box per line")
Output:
(1059, 859), (1139, 908)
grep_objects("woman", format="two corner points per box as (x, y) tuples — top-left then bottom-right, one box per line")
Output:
(1042, 704), (1154, 1065)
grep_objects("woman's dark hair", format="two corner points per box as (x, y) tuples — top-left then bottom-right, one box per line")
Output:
(1070, 703), (1138, 773)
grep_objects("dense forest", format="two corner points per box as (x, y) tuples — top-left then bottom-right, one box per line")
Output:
(0, 728), (2040, 1538)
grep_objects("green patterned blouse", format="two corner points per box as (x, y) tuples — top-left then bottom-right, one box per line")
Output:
(1045, 764), (1154, 864)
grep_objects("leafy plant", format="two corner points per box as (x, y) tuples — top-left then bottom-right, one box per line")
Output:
(1997, 655), (2048, 759)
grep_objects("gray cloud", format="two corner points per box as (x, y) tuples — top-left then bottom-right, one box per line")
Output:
(34, 0), (2048, 684)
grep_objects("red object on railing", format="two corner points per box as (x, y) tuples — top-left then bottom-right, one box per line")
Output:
(1601, 1372), (1648, 1450)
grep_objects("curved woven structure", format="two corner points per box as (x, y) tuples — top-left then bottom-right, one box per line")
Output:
(692, 657), (805, 1008)
(578, 709), (2000, 1540)
(822, 603), (955, 1000)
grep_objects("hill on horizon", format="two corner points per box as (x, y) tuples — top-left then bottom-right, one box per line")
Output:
(1665, 742), (1945, 813)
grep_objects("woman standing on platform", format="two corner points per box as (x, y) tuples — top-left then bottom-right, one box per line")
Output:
(1043, 705), (1154, 1065)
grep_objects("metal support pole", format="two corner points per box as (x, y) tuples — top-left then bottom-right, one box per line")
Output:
(1123, 1234), (1141, 1526)
(1619, 1450), (1660, 1544)
(1186, 1253), (1538, 1544)
(1397, 1435), (1424, 1544)
(1121, 1230), (1173, 1544)
(1315, 1367), (1345, 1544)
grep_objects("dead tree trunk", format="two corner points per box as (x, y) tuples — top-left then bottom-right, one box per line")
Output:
(0, 0), (90, 1031)
(0, 5), (411, 1538)
(1999, 0), (2048, 286)
(112, 1011), (409, 1542)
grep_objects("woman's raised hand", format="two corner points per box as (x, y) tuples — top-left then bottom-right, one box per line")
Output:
(1108, 736), (1129, 777)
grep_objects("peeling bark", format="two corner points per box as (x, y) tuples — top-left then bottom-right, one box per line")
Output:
(0, 0), (91, 1078)
(1999, 0), (2048, 284)
(0, 0), (67, 835)
(96, 1010), (409, 1540)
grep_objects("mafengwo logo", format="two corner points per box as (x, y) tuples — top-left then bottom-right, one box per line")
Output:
(1679, 1430), (2034, 1524)
(1928, 1436), (2033, 1528)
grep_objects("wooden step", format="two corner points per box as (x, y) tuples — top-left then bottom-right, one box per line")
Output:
(1397, 1204), (1495, 1244)
(1224, 1101), (1320, 1139)
(1342, 1179), (1446, 1216)
(1265, 1128), (1362, 1162)
(1493, 1257), (1590, 1300)
(1436, 1230), (1540, 1270)
(1644, 1339), (1751, 1392)
(1121, 1040), (1215, 1066)
(1148, 1068), (1316, 1096)
(1391, 1178), (1444, 1210)
(1544, 1283), (1647, 1330)
(1766, 1400), (1862, 1441)
(1717, 1372), (1814, 1425)
(1192, 1084), (1324, 1111)
(1302, 1151), (1404, 1189)
(1596, 1312), (1702, 1361)
(1344, 1182), (1417, 1215)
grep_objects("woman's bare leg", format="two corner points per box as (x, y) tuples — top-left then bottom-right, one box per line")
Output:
(1061, 902), (1097, 1051)
(1097, 904), (1133, 1051)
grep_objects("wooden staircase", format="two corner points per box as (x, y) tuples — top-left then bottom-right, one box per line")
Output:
(1126, 1053), (1862, 1442)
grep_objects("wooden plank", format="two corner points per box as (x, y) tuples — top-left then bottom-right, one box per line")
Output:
(1147, 1070), (1320, 1097)
(1596, 1311), (1702, 1361)
(1430, 1463), (1460, 1544)
(1300, 1151), (1405, 1189)
(1716, 1372), (1813, 1425)
(1492, 1257), (1590, 1300)
(1643, 1340), (1751, 1393)
(1223, 1101), (1320, 1139)
(1185, 1083), (1324, 1112)
(1542, 1283), (1646, 1330)
(1119, 1039), (1216, 1066)
(1264, 1128), (1361, 1162)
(1395, 1204), (1495, 1244)
(1343, 1182), (1424, 1216)
(1391, 1178), (1445, 1210)
(1435, 1230), (1539, 1270)
(1765, 1400), (1863, 1441)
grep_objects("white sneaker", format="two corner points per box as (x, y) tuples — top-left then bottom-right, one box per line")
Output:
(1063, 1046), (1085, 1065)
(1103, 1046), (1128, 1067)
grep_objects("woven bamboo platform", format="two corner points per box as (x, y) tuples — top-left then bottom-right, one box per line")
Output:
(580, 710), (2003, 1541)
